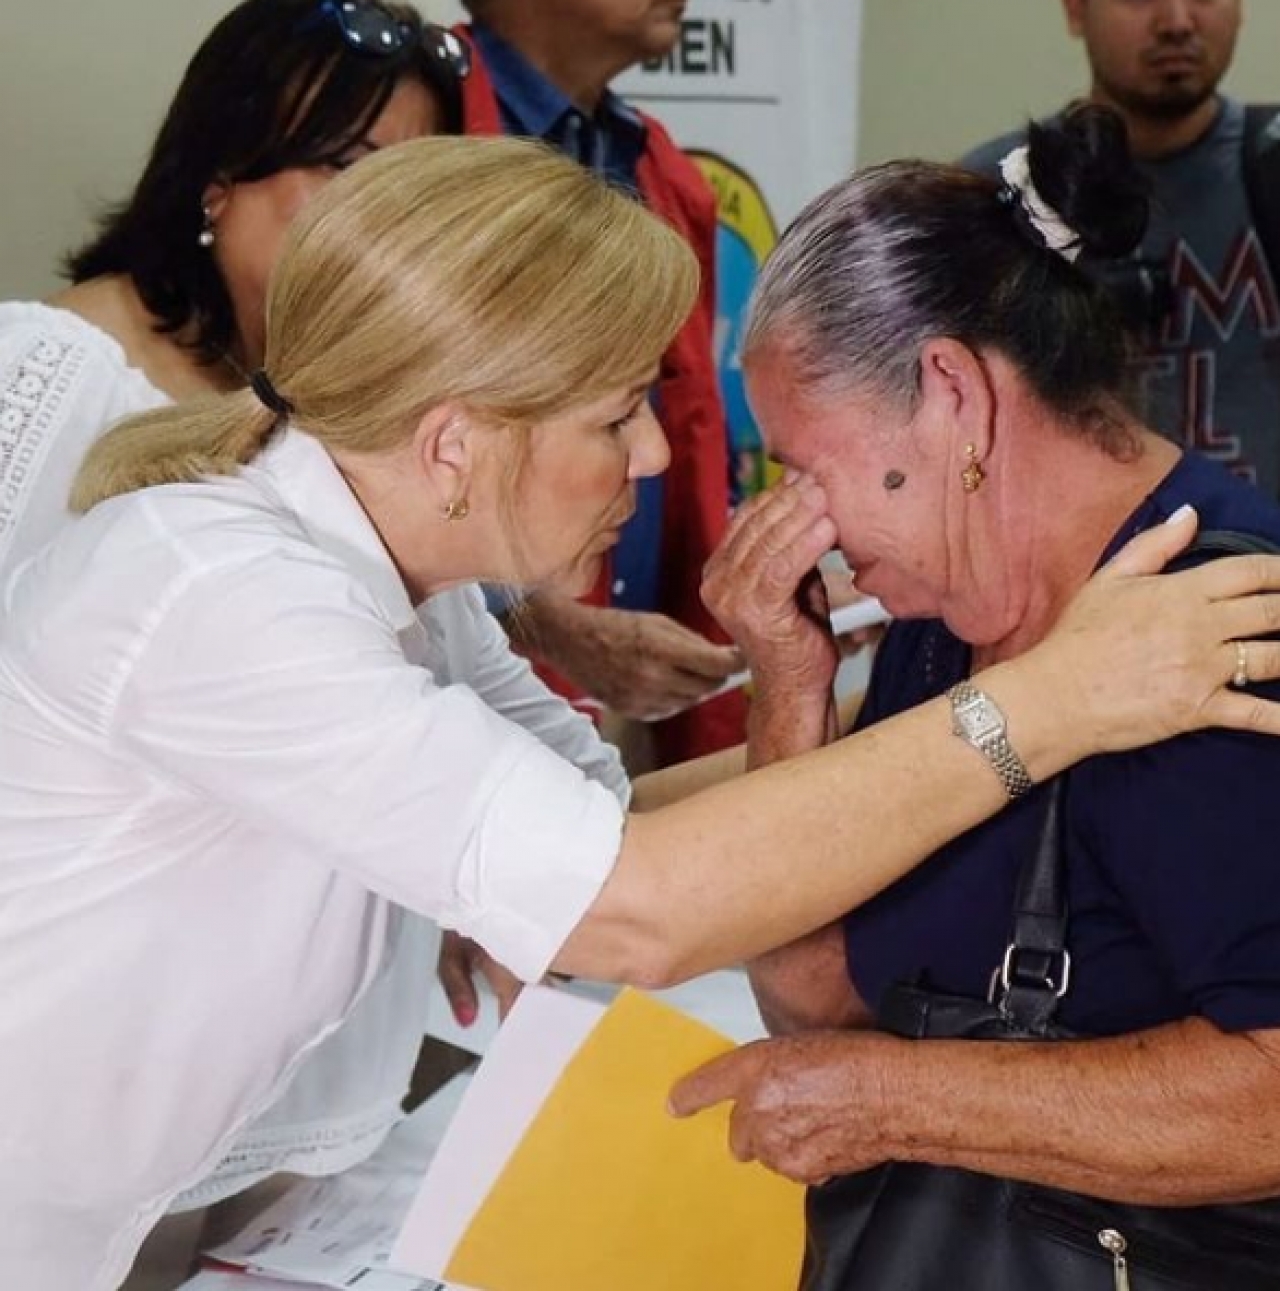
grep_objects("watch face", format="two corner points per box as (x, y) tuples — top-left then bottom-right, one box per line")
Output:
(956, 697), (1002, 742)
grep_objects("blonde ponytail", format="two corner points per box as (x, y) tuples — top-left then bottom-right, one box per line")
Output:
(71, 391), (279, 512)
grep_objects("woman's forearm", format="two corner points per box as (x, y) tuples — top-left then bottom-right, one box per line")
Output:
(744, 679), (838, 771)
(557, 529), (1280, 986)
(742, 671), (855, 1032)
(887, 1018), (1280, 1203)
(629, 741), (746, 811)
(749, 925), (868, 1035)
(625, 680), (862, 812)
(555, 656), (1084, 985)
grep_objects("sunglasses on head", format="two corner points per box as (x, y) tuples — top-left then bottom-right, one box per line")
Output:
(311, 0), (471, 79)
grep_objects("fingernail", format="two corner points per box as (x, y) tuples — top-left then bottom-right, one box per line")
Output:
(1164, 504), (1196, 525)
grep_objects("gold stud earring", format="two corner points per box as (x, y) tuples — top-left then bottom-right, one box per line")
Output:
(442, 498), (470, 521)
(961, 443), (986, 493)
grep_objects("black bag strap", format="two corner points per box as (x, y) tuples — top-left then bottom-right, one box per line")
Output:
(1181, 527), (1280, 560)
(990, 778), (1069, 1033)
(1243, 104), (1280, 292)
(991, 527), (1280, 1033)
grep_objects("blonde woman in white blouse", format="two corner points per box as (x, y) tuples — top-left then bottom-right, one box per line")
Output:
(0, 4), (471, 1258)
(4, 136), (1280, 1289)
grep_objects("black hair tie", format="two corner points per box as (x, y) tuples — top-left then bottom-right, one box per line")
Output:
(250, 368), (294, 418)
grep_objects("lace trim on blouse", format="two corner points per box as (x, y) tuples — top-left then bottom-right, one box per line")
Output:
(168, 1101), (404, 1211)
(0, 335), (82, 542)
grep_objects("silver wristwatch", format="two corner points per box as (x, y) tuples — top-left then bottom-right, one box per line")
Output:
(946, 680), (1033, 801)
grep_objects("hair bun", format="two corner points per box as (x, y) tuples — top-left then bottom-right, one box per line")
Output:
(1026, 103), (1149, 260)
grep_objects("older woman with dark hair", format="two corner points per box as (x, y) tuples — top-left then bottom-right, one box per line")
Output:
(672, 106), (1280, 1286)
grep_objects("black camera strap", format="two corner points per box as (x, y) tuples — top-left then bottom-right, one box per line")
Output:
(1243, 103), (1280, 295)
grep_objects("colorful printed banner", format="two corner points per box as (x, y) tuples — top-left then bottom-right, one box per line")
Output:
(616, 1), (864, 497)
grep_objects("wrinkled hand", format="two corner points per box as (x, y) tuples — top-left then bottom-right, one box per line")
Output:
(669, 1031), (897, 1185)
(515, 595), (743, 720)
(1021, 507), (1280, 752)
(703, 474), (841, 701)
(437, 931), (524, 1026)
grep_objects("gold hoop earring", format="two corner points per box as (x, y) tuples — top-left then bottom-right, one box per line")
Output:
(961, 443), (986, 493)
(442, 498), (470, 521)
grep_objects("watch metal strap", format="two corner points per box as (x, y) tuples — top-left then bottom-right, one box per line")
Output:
(948, 680), (1034, 801)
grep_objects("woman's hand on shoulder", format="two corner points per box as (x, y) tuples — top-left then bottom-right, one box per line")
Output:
(1011, 506), (1280, 754)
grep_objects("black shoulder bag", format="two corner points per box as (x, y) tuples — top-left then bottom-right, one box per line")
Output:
(802, 532), (1280, 1291)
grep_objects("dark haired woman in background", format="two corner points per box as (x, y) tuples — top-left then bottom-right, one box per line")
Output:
(673, 105), (1280, 1247)
(0, 1), (467, 1277)
(0, 0), (467, 577)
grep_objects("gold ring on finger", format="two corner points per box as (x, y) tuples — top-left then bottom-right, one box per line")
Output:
(1232, 640), (1250, 689)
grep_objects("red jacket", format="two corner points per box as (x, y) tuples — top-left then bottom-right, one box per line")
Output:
(459, 28), (746, 764)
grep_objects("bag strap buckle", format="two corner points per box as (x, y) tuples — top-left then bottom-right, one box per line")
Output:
(989, 943), (1072, 1004)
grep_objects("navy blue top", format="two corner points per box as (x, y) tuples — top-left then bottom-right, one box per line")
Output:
(843, 452), (1280, 1037)
(473, 22), (663, 613)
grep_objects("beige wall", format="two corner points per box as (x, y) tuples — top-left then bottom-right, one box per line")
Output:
(0, 0), (463, 301)
(2, 1), (1278, 299)
(858, 0), (1280, 166)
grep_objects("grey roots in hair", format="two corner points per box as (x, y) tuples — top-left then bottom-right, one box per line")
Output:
(744, 169), (934, 408)
(742, 160), (1141, 439)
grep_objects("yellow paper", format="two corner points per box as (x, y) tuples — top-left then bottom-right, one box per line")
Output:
(447, 989), (805, 1291)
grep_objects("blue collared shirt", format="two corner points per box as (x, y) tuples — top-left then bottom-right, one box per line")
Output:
(473, 21), (664, 614)
(471, 21), (647, 193)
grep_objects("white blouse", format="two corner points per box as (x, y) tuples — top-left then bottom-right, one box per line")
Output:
(0, 304), (423, 1215)
(0, 426), (629, 1289)
(0, 302), (630, 1234)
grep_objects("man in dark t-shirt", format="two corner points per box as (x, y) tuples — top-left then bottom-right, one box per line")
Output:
(964, 0), (1280, 496)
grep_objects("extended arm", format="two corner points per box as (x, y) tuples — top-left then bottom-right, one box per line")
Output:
(555, 648), (1078, 985)
(119, 489), (1280, 998)
(555, 496), (1280, 986)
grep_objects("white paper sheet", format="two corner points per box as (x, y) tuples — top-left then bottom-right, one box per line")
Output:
(206, 1076), (472, 1291)
(393, 986), (604, 1278)
(829, 595), (891, 637)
